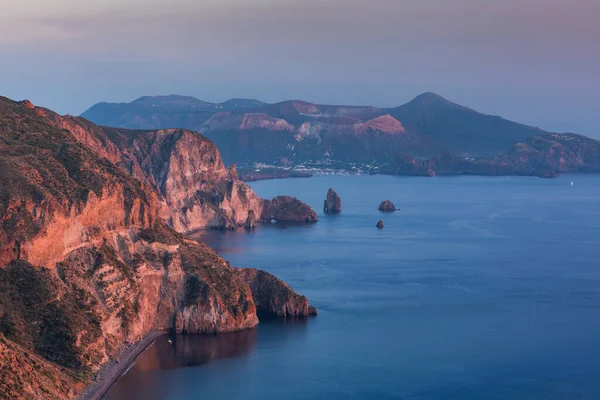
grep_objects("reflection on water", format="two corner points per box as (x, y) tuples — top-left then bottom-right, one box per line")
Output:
(143, 329), (258, 371)
(107, 329), (256, 399)
(107, 318), (309, 400)
(192, 222), (318, 256)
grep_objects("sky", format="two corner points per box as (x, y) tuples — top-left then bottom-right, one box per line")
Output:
(0, 0), (598, 136)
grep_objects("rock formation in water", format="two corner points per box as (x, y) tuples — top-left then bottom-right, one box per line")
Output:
(0, 97), (316, 400)
(376, 220), (385, 229)
(378, 200), (396, 212)
(323, 188), (342, 214)
(244, 210), (257, 230)
(262, 196), (318, 223)
(237, 269), (318, 317)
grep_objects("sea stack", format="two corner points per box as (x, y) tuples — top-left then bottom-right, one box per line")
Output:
(378, 200), (397, 212)
(324, 188), (342, 214)
(244, 210), (257, 230)
(376, 220), (384, 229)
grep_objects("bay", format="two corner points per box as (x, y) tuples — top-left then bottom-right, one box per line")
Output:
(108, 174), (600, 400)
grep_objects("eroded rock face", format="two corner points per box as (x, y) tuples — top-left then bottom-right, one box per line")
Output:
(378, 200), (396, 212)
(97, 127), (264, 232)
(324, 188), (342, 214)
(63, 124), (315, 233)
(244, 210), (258, 230)
(237, 268), (317, 317)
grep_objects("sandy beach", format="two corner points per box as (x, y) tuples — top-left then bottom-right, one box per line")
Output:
(78, 331), (168, 400)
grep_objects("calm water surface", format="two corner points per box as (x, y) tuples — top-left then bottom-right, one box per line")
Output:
(108, 174), (600, 400)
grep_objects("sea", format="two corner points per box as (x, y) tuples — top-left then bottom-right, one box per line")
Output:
(107, 174), (600, 400)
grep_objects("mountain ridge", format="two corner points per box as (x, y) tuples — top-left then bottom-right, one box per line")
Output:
(81, 92), (576, 165)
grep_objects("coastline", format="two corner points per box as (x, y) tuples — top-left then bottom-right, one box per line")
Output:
(78, 331), (169, 400)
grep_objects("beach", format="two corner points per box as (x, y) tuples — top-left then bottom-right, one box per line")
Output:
(78, 331), (168, 400)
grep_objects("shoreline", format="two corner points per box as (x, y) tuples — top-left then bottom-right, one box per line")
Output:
(78, 331), (169, 400)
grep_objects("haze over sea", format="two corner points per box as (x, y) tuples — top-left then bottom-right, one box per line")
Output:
(108, 174), (600, 400)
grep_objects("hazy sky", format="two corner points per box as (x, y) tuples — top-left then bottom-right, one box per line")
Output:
(1, 0), (598, 136)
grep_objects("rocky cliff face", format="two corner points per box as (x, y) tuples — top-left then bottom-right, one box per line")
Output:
(101, 127), (267, 232)
(237, 269), (317, 317)
(0, 97), (316, 400)
(42, 107), (317, 233)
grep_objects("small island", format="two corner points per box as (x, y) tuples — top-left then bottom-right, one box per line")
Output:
(378, 200), (397, 212)
(324, 188), (342, 214)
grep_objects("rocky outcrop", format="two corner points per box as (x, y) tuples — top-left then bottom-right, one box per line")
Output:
(237, 268), (317, 317)
(378, 200), (396, 212)
(324, 188), (342, 214)
(262, 196), (318, 223)
(100, 127), (265, 232)
(376, 220), (384, 229)
(244, 210), (257, 230)
(0, 96), (315, 399)
(41, 105), (316, 233)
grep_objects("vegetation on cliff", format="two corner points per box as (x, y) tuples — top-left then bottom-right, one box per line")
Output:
(0, 97), (316, 399)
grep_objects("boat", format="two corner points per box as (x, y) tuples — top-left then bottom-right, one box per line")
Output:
(571, 181), (574, 186)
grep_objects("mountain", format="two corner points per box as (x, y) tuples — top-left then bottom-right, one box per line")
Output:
(81, 93), (571, 165)
(0, 97), (316, 399)
(387, 92), (548, 157)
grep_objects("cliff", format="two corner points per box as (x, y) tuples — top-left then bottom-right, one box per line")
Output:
(378, 200), (396, 212)
(40, 106), (317, 232)
(0, 97), (316, 400)
(237, 269), (317, 317)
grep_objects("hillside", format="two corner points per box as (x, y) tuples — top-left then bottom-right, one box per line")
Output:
(388, 92), (549, 157)
(0, 97), (316, 399)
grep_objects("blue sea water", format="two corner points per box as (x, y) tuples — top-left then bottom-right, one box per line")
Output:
(108, 174), (600, 400)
